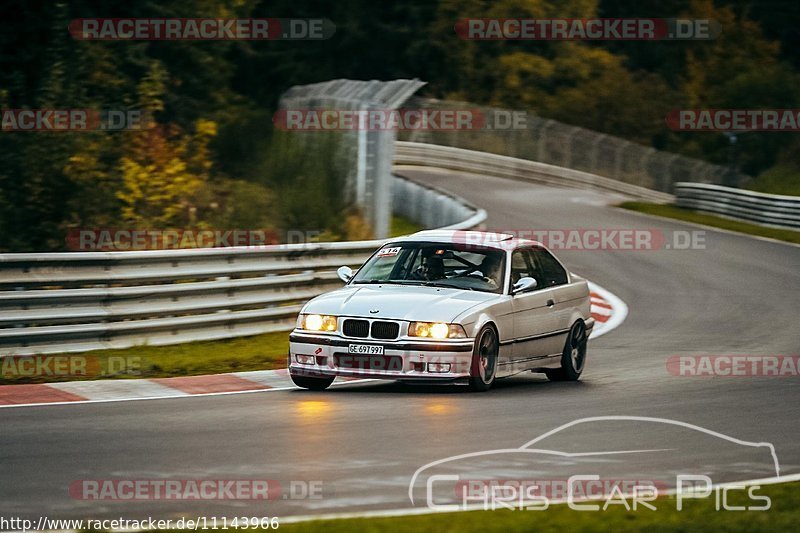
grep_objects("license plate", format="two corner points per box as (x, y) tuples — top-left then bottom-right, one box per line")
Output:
(348, 344), (384, 355)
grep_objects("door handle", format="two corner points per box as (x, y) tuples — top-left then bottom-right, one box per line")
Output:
(546, 299), (555, 307)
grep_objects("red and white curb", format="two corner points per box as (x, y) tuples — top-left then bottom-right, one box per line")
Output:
(0, 370), (358, 408)
(587, 281), (628, 339)
(0, 282), (626, 408)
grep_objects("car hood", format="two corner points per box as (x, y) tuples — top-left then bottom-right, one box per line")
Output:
(302, 284), (501, 323)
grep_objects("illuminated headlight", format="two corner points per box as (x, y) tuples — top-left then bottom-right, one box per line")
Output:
(408, 322), (467, 339)
(298, 314), (337, 332)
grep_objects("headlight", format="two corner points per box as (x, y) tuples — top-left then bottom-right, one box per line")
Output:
(408, 322), (467, 339)
(299, 314), (337, 332)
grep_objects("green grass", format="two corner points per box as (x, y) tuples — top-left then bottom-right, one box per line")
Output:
(0, 331), (289, 385)
(618, 202), (800, 245)
(746, 164), (800, 196)
(275, 481), (800, 533)
(390, 215), (423, 237)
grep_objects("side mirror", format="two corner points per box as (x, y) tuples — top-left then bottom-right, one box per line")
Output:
(337, 265), (354, 283)
(512, 276), (538, 295)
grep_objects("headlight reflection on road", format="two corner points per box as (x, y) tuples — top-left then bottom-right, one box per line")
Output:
(295, 400), (333, 420)
(424, 400), (458, 417)
(291, 400), (335, 462)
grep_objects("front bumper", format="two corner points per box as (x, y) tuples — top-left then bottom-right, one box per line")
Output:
(288, 332), (475, 381)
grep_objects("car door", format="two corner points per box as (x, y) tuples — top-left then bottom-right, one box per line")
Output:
(509, 248), (561, 363)
(529, 247), (573, 353)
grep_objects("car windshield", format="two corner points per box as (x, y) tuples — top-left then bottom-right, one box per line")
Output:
(352, 242), (506, 294)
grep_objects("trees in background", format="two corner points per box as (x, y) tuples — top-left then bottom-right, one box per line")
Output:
(0, 0), (797, 251)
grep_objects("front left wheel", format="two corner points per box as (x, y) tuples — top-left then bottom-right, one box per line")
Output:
(469, 326), (499, 392)
(290, 372), (335, 391)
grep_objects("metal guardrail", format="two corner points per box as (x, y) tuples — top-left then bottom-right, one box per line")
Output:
(675, 183), (800, 230)
(0, 174), (484, 355)
(394, 141), (674, 204)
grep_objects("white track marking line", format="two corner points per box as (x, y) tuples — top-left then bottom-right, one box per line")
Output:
(46, 472), (800, 531)
(47, 472), (800, 531)
(0, 379), (375, 410)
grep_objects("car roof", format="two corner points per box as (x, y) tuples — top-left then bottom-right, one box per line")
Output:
(389, 230), (544, 251)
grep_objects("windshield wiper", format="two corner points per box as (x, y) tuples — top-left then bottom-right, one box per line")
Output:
(353, 279), (424, 285)
(360, 279), (439, 287)
(353, 279), (474, 290)
(426, 282), (475, 291)
(396, 280), (476, 290)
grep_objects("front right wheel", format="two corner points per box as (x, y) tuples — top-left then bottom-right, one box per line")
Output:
(545, 320), (587, 382)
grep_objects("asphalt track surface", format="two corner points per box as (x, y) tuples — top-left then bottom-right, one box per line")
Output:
(1, 168), (799, 521)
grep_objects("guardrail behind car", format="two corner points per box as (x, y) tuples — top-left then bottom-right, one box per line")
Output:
(674, 182), (800, 230)
(393, 141), (674, 204)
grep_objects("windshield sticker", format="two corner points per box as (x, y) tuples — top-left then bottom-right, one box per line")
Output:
(377, 246), (401, 257)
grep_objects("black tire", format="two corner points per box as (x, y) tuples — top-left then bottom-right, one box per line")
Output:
(545, 320), (587, 382)
(469, 326), (499, 392)
(290, 372), (335, 391)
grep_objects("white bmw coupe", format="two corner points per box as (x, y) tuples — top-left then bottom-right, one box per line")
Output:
(289, 230), (594, 391)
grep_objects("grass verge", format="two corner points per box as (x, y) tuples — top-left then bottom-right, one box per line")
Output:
(746, 164), (800, 197)
(390, 215), (423, 237)
(276, 481), (800, 533)
(618, 202), (800, 245)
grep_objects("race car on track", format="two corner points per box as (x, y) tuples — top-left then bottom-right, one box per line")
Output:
(288, 230), (594, 391)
